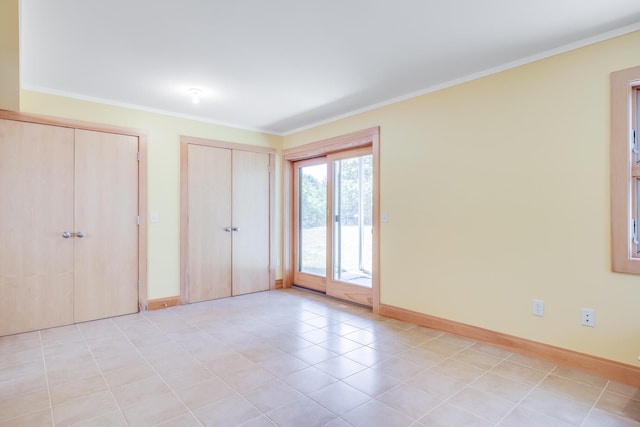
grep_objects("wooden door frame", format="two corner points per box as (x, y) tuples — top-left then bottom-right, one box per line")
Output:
(325, 146), (375, 307)
(282, 127), (380, 313)
(180, 135), (277, 305)
(292, 156), (328, 292)
(0, 109), (149, 311)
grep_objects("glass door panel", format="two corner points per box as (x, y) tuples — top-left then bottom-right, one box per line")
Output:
(333, 155), (373, 287)
(293, 158), (327, 291)
(326, 147), (373, 306)
(299, 163), (327, 276)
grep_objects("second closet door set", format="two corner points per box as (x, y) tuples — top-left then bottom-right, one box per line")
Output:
(182, 138), (274, 303)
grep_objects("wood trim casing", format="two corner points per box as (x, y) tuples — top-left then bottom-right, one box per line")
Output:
(611, 65), (640, 274)
(181, 134), (276, 154)
(379, 303), (640, 387)
(138, 135), (149, 310)
(283, 127), (379, 161)
(180, 140), (189, 305)
(268, 151), (277, 290)
(282, 127), (380, 313)
(0, 109), (146, 137)
(180, 135), (277, 305)
(0, 109), (149, 313)
(148, 296), (180, 310)
(283, 157), (294, 289)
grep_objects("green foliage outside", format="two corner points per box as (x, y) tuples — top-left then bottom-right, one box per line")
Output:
(300, 155), (372, 229)
(299, 155), (373, 281)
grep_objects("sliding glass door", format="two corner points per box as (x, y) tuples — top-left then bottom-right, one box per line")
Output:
(293, 147), (373, 306)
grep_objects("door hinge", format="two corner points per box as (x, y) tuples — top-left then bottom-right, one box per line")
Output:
(137, 152), (141, 161)
(136, 215), (140, 225)
(268, 165), (273, 173)
(136, 280), (140, 289)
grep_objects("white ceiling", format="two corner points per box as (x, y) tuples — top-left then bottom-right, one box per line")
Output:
(20, 0), (640, 135)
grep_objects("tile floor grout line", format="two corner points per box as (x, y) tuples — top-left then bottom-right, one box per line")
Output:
(341, 393), (413, 426)
(491, 363), (558, 426)
(39, 330), (56, 427)
(315, 323), (477, 422)
(175, 298), (411, 426)
(111, 313), (207, 427)
(178, 313), (282, 418)
(599, 385), (640, 401)
(502, 352), (558, 374)
(148, 307), (276, 425)
(542, 368), (616, 391)
(76, 319), (131, 427)
(412, 342), (527, 425)
(579, 379), (609, 427)
(0, 341), (56, 425)
(420, 362), (496, 425)
(485, 356), (556, 389)
(366, 340), (493, 424)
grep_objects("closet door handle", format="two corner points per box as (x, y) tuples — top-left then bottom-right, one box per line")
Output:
(231, 227), (239, 232)
(224, 227), (232, 232)
(63, 231), (85, 238)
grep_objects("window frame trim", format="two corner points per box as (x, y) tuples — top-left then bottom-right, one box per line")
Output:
(611, 65), (640, 273)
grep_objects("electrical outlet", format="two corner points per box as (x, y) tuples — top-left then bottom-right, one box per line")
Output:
(581, 308), (595, 327)
(532, 299), (544, 316)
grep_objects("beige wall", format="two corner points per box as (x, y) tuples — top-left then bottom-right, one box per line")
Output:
(283, 31), (640, 365)
(0, 0), (20, 111)
(20, 91), (282, 300)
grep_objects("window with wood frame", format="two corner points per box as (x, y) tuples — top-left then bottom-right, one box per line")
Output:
(611, 65), (640, 273)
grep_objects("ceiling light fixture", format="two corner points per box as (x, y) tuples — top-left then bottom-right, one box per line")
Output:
(189, 88), (202, 104)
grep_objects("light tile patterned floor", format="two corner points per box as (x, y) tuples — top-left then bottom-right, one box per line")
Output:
(1, 288), (639, 426)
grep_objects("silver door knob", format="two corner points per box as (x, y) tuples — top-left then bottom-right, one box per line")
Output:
(62, 231), (71, 238)
(76, 231), (85, 238)
(224, 227), (232, 232)
(232, 227), (239, 232)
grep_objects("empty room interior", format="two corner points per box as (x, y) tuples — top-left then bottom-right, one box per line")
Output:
(1, 1), (640, 426)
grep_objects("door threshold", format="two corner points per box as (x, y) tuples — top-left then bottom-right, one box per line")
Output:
(290, 285), (372, 311)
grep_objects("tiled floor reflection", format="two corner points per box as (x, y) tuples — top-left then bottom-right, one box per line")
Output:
(1, 288), (639, 426)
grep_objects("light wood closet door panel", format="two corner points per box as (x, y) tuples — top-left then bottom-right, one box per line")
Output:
(0, 119), (74, 335)
(74, 129), (139, 322)
(232, 150), (270, 296)
(187, 145), (232, 302)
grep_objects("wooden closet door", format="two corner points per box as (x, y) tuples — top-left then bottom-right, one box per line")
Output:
(0, 119), (74, 335)
(232, 150), (270, 295)
(73, 129), (139, 322)
(187, 144), (233, 302)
